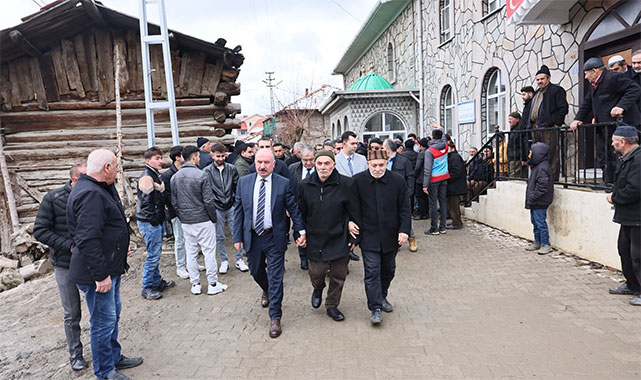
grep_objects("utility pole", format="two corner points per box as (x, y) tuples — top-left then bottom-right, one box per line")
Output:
(263, 71), (276, 116)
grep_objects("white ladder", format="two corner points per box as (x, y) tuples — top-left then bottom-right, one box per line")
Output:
(138, 0), (179, 147)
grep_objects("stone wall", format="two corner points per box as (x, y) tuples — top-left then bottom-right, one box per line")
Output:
(344, 4), (417, 89)
(343, 0), (619, 155)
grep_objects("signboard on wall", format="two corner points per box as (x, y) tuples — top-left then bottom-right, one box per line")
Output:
(457, 100), (475, 124)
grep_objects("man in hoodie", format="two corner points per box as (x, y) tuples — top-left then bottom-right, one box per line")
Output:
(525, 143), (554, 255)
(422, 128), (450, 235)
(607, 125), (641, 306)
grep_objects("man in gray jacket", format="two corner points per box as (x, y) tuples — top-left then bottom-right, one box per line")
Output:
(171, 146), (228, 296)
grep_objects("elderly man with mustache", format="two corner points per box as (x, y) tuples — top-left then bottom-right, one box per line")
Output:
(296, 150), (360, 322)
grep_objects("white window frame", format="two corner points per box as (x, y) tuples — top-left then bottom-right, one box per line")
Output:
(442, 86), (455, 134)
(362, 112), (407, 143)
(485, 69), (506, 137)
(488, 0), (503, 14)
(440, 0), (452, 43)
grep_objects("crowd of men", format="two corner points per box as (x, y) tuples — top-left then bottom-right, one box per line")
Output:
(30, 53), (640, 380)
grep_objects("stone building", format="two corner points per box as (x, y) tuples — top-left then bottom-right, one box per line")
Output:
(331, 0), (641, 155)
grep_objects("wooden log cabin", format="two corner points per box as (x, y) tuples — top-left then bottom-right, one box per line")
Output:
(0, 0), (245, 236)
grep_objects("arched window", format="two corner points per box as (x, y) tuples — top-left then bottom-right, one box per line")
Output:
(362, 111), (407, 143)
(337, 120), (342, 137)
(440, 85), (455, 133)
(343, 116), (349, 132)
(387, 42), (395, 83)
(481, 68), (506, 140)
(332, 122), (336, 138)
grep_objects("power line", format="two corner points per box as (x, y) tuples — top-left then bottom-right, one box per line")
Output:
(331, 0), (363, 24)
(30, 0), (44, 8)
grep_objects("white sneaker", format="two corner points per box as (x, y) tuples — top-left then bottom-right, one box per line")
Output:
(236, 259), (249, 272)
(219, 261), (229, 274)
(191, 283), (202, 295)
(176, 268), (189, 279)
(198, 264), (206, 271)
(207, 282), (228, 295)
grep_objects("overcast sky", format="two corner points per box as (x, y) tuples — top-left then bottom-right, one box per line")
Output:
(1, 0), (378, 116)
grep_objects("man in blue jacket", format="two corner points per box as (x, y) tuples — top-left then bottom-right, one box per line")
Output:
(67, 149), (142, 380)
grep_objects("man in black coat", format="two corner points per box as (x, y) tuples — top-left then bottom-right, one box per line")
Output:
(606, 126), (641, 306)
(67, 149), (143, 380)
(529, 65), (568, 180)
(384, 139), (417, 251)
(297, 150), (359, 322)
(401, 139), (418, 169)
(445, 138), (466, 229)
(628, 49), (641, 87)
(34, 162), (87, 371)
(508, 87), (534, 179)
(352, 149), (411, 325)
(571, 57), (641, 184)
(197, 137), (213, 169)
(288, 146), (316, 269)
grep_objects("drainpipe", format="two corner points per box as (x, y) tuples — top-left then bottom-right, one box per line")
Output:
(415, 0), (425, 137)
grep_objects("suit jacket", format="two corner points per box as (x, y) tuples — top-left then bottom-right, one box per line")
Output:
(351, 170), (410, 252)
(232, 173), (305, 253)
(575, 69), (641, 127)
(335, 151), (367, 177)
(288, 162), (313, 197)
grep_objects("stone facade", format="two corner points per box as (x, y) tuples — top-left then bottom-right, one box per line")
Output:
(343, 4), (417, 90)
(342, 0), (625, 156)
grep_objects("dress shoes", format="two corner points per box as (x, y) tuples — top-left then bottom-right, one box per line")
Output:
(348, 251), (360, 261)
(326, 307), (345, 321)
(269, 318), (282, 338)
(70, 356), (88, 371)
(311, 288), (322, 309)
(609, 282), (641, 295)
(261, 291), (270, 308)
(115, 355), (144, 370)
(381, 298), (393, 313)
(300, 259), (309, 270)
(370, 308), (382, 325)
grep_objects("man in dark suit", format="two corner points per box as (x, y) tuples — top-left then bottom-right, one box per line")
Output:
(232, 148), (306, 338)
(288, 146), (315, 270)
(571, 57), (641, 184)
(351, 149), (411, 325)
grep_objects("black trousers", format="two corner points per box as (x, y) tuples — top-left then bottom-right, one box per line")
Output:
(415, 183), (428, 217)
(618, 225), (641, 291)
(362, 248), (398, 311)
(428, 181), (448, 230)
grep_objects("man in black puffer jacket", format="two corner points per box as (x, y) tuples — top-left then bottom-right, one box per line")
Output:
(136, 146), (175, 301)
(34, 162), (87, 372)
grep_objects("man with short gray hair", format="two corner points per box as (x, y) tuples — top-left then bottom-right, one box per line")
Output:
(67, 149), (143, 380)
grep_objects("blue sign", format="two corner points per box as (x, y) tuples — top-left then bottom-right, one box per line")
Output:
(458, 100), (475, 124)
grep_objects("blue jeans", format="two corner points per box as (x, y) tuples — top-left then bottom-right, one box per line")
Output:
(77, 275), (122, 379)
(530, 208), (550, 245)
(215, 208), (243, 262)
(138, 221), (163, 290)
(171, 217), (186, 270)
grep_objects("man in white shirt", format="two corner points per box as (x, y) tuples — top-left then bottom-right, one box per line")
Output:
(334, 131), (367, 261)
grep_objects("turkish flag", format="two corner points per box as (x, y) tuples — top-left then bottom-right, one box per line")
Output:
(506, 0), (525, 20)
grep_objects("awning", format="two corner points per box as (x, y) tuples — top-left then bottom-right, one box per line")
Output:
(507, 0), (577, 25)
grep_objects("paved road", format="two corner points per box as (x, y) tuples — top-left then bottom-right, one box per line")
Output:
(2, 219), (639, 379)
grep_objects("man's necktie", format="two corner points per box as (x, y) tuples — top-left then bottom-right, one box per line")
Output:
(347, 156), (353, 176)
(305, 168), (311, 179)
(256, 179), (266, 235)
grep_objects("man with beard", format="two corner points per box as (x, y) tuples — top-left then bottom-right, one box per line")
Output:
(351, 149), (410, 325)
(204, 143), (249, 274)
(509, 86), (534, 178)
(234, 142), (255, 177)
(607, 125), (641, 306)
(297, 150), (359, 321)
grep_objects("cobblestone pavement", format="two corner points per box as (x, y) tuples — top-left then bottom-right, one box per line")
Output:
(1, 219), (640, 379)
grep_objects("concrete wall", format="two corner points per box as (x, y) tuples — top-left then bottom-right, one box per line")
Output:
(463, 181), (621, 270)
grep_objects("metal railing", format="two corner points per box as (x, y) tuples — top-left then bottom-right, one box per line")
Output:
(464, 121), (623, 204)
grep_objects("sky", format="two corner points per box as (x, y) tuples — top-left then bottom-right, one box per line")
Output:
(0, 0), (378, 116)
